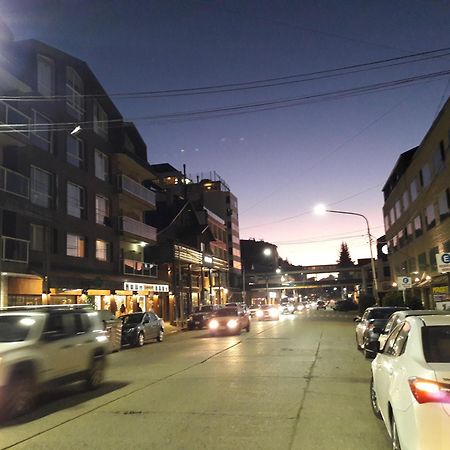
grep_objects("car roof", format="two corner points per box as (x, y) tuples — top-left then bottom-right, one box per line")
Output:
(407, 315), (450, 326)
(392, 310), (450, 319)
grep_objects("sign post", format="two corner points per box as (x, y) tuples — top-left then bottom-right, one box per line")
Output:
(397, 276), (412, 304)
(436, 253), (450, 310)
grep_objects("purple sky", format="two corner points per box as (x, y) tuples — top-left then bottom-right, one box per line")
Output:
(2, 0), (450, 265)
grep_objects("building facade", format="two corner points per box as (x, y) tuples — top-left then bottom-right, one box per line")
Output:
(382, 97), (450, 308)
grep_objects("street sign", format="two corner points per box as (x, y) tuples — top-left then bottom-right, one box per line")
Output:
(436, 252), (450, 273)
(397, 276), (412, 291)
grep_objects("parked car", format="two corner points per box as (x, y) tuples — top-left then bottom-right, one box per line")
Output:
(378, 309), (450, 350)
(355, 306), (409, 358)
(333, 300), (358, 311)
(0, 305), (109, 421)
(121, 312), (164, 347)
(186, 305), (218, 330)
(96, 309), (122, 352)
(208, 307), (250, 335)
(255, 304), (280, 321)
(369, 315), (450, 450)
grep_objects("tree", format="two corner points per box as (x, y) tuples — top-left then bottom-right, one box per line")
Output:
(337, 242), (354, 267)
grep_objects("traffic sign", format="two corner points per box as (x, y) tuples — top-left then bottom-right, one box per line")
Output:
(436, 253), (450, 273)
(397, 276), (412, 291)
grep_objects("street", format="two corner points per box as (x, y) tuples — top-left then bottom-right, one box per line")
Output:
(0, 310), (390, 450)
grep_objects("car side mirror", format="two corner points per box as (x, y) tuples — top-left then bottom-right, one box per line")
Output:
(365, 340), (380, 354)
(353, 317), (361, 322)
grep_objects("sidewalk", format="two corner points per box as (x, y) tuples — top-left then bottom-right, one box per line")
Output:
(163, 321), (183, 335)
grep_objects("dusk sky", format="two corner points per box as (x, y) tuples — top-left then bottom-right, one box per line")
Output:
(2, 0), (450, 266)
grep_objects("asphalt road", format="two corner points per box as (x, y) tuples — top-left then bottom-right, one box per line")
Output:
(0, 309), (391, 450)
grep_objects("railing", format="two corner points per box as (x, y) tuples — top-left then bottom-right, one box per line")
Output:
(0, 101), (31, 137)
(1, 236), (29, 263)
(123, 259), (158, 277)
(119, 174), (155, 206)
(119, 216), (157, 242)
(0, 165), (29, 198)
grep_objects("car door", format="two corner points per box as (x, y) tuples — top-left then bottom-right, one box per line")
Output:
(141, 314), (153, 341)
(147, 312), (160, 339)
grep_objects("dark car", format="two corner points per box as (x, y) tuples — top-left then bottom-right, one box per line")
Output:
(333, 300), (358, 311)
(121, 312), (164, 347)
(208, 307), (250, 335)
(187, 305), (218, 330)
(355, 306), (409, 358)
(316, 300), (326, 310)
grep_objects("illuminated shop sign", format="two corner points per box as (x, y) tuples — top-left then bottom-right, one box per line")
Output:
(123, 282), (169, 292)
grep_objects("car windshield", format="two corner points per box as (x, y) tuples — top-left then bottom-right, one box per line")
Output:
(215, 308), (238, 317)
(369, 309), (402, 320)
(0, 315), (36, 342)
(422, 326), (450, 363)
(122, 313), (144, 325)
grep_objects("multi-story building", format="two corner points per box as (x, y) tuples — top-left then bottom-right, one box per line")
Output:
(382, 96), (450, 308)
(0, 24), (168, 312)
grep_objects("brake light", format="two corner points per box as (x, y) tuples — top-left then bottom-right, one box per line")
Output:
(408, 377), (450, 404)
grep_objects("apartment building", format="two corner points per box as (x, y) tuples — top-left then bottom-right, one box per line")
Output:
(0, 25), (168, 311)
(382, 96), (450, 308)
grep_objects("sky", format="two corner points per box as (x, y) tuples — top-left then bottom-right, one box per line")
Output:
(1, 0), (450, 266)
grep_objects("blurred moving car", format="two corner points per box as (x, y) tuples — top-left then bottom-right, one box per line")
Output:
(0, 305), (108, 421)
(316, 300), (326, 310)
(121, 312), (164, 346)
(333, 300), (358, 311)
(255, 304), (280, 321)
(208, 307), (250, 335)
(378, 309), (450, 350)
(97, 309), (122, 352)
(355, 306), (409, 358)
(248, 303), (261, 317)
(369, 315), (450, 450)
(186, 305), (218, 330)
(279, 300), (295, 314)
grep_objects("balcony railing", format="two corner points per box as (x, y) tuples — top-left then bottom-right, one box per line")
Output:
(119, 216), (157, 243)
(123, 259), (158, 278)
(0, 101), (31, 137)
(1, 236), (29, 263)
(0, 165), (29, 199)
(119, 174), (156, 207)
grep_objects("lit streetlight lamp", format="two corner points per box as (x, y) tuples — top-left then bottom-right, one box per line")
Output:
(314, 204), (380, 304)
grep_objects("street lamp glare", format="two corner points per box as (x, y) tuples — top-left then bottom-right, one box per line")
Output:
(263, 248), (272, 256)
(314, 203), (327, 215)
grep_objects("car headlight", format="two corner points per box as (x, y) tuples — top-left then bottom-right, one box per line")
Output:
(227, 319), (238, 329)
(269, 308), (278, 317)
(209, 319), (219, 330)
(256, 310), (264, 317)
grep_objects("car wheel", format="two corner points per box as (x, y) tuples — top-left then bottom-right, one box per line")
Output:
(356, 335), (361, 350)
(136, 332), (145, 347)
(156, 328), (164, 342)
(370, 376), (382, 419)
(364, 348), (375, 359)
(1, 375), (35, 420)
(85, 356), (105, 390)
(246, 322), (250, 332)
(391, 413), (401, 450)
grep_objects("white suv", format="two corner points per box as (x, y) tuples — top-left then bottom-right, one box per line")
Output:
(0, 306), (109, 420)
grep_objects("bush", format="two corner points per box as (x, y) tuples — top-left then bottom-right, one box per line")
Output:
(405, 296), (423, 310)
(358, 293), (375, 314)
(382, 291), (405, 307)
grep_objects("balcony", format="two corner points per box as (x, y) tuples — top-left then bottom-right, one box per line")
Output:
(0, 101), (30, 146)
(0, 165), (29, 199)
(123, 259), (158, 278)
(1, 236), (29, 263)
(119, 216), (157, 243)
(119, 174), (156, 207)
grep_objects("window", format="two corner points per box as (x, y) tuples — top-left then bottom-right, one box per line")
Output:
(384, 215), (390, 231)
(438, 189), (450, 220)
(418, 252), (427, 271)
(425, 203), (436, 229)
(67, 182), (85, 218)
(392, 321), (411, 356)
(96, 240), (110, 261)
(395, 200), (402, 220)
(66, 233), (85, 257)
(95, 150), (109, 181)
(389, 207), (395, 225)
(432, 146), (445, 174)
(414, 215), (423, 237)
(422, 326), (450, 363)
(30, 224), (45, 251)
(37, 55), (54, 96)
(384, 323), (403, 356)
(410, 178), (419, 202)
(30, 166), (53, 208)
(66, 67), (84, 118)
(398, 229), (405, 247)
(429, 247), (439, 272)
(93, 101), (108, 137)
(67, 135), (84, 168)
(420, 163), (432, 188)
(31, 111), (53, 152)
(402, 190), (409, 211)
(406, 222), (413, 240)
(95, 195), (110, 225)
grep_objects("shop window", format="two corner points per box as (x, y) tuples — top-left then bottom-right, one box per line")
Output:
(409, 257), (417, 273)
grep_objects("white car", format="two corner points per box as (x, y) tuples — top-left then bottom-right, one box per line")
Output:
(369, 315), (450, 450)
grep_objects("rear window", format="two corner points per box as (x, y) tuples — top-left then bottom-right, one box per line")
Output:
(369, 309), (403, 320)
(215, 308), (238, 317)
(422, 326), (450, 363)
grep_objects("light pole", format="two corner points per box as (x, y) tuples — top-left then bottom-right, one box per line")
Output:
(314, 204), (380, 305)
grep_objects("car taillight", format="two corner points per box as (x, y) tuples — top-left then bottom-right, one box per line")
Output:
(408, 377), (450, 404)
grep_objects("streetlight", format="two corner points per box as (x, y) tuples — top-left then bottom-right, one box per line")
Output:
(314, 204), (380, 305)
